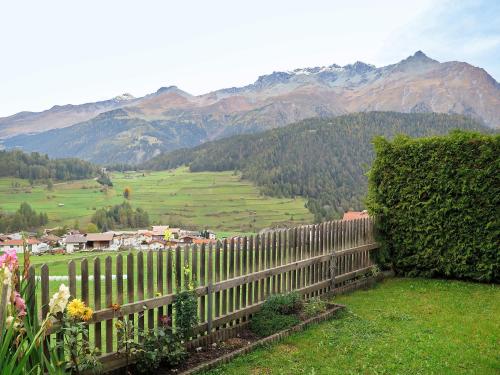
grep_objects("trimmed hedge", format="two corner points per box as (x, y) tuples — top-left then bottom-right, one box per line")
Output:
(367, 131), (499, 282)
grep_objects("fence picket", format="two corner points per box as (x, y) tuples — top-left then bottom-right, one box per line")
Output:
(94, 257), (102, 350)
(157, 249), (164, 324)
(147, 251), (154, 330)
(105, 256), (113, 352)
(137, 252), (144, 339)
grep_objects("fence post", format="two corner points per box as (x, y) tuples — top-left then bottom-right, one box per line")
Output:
(207, 243), (213, 333)
(330, 221), (338, 291)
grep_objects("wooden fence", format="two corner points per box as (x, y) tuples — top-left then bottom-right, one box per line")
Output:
(24, 218), (378, 371)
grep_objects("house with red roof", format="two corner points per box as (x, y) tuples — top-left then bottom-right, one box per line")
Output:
(342, 210), (370, 220)
(0, 238), (41, 253)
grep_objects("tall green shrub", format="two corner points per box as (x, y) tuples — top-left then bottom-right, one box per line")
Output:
(367, 131), (499, 282)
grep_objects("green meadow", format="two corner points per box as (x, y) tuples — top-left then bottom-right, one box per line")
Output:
(0, 167), (312, 233)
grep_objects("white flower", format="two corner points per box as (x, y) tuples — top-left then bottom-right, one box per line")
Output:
(1, 266), (12, 285)
(49, 284), (70, 315)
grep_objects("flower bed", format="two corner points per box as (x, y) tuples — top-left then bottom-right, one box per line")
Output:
(161, 301), (345, 375)
(152, 293), (344, 375)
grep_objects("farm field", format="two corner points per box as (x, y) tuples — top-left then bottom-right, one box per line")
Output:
(0, 167), (312, 233)
(204, 278), (500, 375)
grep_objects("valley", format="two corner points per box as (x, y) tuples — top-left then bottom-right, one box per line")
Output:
(0, 168), (312, 233)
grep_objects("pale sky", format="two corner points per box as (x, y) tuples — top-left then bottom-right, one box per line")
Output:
(0, 0), (498, 117)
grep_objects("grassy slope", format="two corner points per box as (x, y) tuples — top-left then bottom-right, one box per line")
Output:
(0, 167), (312, 233)
(204, 278), (500, 375)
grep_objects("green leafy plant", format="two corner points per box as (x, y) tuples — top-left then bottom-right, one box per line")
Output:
(173, 264), (198, 341)
(250, 292), (303, 337)
(303, 297), (327, 318)
(262, 292), (303, 315)
(134, 317), (186, 373)
(250, 309), (300, 337)
(173, 290), (198, 341)
(59, 313), (101, 374)
(116, 318), (137, 375)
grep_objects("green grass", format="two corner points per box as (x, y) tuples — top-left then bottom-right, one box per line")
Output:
(0, 167), (312, 233)
(204, 278), (500, 375)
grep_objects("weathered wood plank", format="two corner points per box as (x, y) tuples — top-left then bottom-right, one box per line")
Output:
(105, 256), (113, 353)
(228, 239), (235, 319)
(157, 249), (164, 324)
(147, 251), (154, 330)
(137, 252), (144, 338)
(127, 253), (134, 326)
(68, 260), (76, 298)
(235, 238), (241, 313)
(94, 257), (102, 350)
(221, 240), (228, 318)
(248, 236), (254, 307)
(207, 243), (214, 333)
(200, 243), (207, 324)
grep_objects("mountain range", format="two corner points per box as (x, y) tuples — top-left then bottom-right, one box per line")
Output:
(1, 51), (498, 164)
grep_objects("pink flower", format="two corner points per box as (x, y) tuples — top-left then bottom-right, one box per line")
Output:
(0, 249), (18, 271)
(13, 291), (26, 317)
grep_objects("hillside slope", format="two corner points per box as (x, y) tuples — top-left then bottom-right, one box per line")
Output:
(2, 52), (499, 163)
(143, 112), (491, 220)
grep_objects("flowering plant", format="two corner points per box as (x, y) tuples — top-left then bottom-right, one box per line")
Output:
(0, 249), (26, 320)
(57, 297), (100, 374)
(0, 251), (67, 375)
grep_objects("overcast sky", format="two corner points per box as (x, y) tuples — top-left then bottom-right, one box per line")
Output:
(0, 0), (498, 117)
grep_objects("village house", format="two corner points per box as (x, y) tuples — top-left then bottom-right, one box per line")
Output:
(113, 231), (143, 248)
(147, 239), (167, 250)
(342, 210), (370, 220)
(86, 233), (115, 250)
(152, 226), (183, 241)
(192, 238), (217, 246)
(179, 235), (196, 244)
(41, 234), (61, 247)
(0, 238), (41, 254)
(64, 234), (87, 253)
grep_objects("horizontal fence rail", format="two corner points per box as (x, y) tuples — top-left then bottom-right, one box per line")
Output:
(27, 218), (378, 371)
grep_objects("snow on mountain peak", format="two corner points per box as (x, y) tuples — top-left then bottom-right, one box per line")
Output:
(113, 93), (135, 101)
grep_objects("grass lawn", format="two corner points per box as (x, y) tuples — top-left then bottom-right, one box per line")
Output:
(0, 168), (312, 233)
(203, 278), (500, 375)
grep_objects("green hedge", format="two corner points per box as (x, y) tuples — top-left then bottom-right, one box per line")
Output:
(367, 131), (499, 282)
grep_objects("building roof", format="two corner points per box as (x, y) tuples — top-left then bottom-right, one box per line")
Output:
(65, 234), (87, 243)
(192, 238), (217, 245)
(86, 233), (114, 242)
(0, 238), (40, 246)
(342, 210), (370, 220)
(42, 234), (61, 242)
(152, 225), (170, 236)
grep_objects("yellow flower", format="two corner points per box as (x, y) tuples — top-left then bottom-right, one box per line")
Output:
(115, 320), (124, 329)
(81, 307), (93, 321)
(67, 299), (86, 318)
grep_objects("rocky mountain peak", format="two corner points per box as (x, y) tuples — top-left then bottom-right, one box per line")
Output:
(401, 50), (439, 65)
(343, 61), (376, 74)
(155, 86), (192, 97)
(113, 93), (135, 101)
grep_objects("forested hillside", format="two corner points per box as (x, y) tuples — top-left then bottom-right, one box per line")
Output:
(0, 149), (98, 181)
(144, 112), (490, 220)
